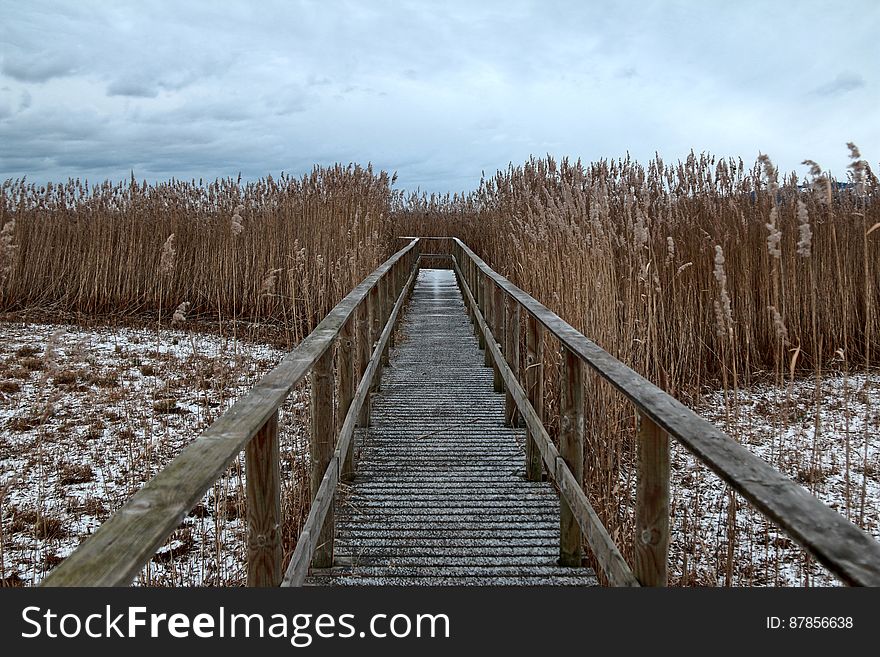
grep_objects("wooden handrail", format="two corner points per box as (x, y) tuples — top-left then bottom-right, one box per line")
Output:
(452, 257), (639, 586)
(452, 237), (880, 586)
(282, 258), (420, 586)
(41, 239), (420, 587)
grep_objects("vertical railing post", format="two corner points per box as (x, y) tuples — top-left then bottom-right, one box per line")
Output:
(504, 297), (520, 426)
(368, 285), (381, 393)
(310, 347), (335, 569)
(634, 413), (670, 586)
(381, 274), (391, 366)
(525, 315), (544, 481)
(356, 300), (370, 427)
(482, 277), (493, 366)
(492, 283), (504, 393)
(475, 266), (485, 345)
(559, 347), (584, 567)
(246, 411), (281, 586)
(338, 318), (355, 481)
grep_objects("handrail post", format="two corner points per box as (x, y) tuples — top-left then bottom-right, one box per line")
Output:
(246, 410), (281, 586)
(634, 413), (670, 586)
(368, 284), (380, 397)
(504, 297), (520, 426)
(381, 274), (391, 366)
(338, 318), (355, 481)
(492, 283), (504, 393)
(475, 266), (485, 346)
(525, 315), (544, 481)
(310, 347), (335, 569)
(482, 277), (493, 366)
(559, 346), (584, 567)
(356, 300), (370, 427)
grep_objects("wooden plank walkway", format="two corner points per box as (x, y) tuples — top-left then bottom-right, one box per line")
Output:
(308, 269), (598, 585)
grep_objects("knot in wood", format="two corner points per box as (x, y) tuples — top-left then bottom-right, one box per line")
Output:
(640, 527), (660, 546)
(252, 524), (279, 548)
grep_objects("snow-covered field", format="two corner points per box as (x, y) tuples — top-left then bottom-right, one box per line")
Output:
(0, 322), (308, 586)
(671, 371), (880, 586)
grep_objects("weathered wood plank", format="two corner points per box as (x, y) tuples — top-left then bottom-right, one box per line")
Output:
(482, 276), (493, 367)
(338, 319), (355, 481)
(245, 411), (281, 587)
(453, 238), (880, 586)
(453, 261), (638, 587)
(245, 411), (281, 586)
(282, 457), (339, 587)
(310, 346), (335, 569)
(634, 413), (670, 586)
(504, 298), (520, 427)
(492, 284), (504, 393)
(559, 347), (584, 567)
(525, 315), (544, 482)
(356, 300), (370, 428)
(381, 274), (391, 366)
(333, 264), (419, 481)
(41, 240), (418, 587)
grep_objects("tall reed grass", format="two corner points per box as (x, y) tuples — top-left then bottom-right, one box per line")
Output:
(394, 149), (879, 582)
(0, 165), (394, 345)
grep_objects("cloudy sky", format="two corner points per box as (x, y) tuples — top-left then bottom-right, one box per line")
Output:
(1, 0), (877, 192)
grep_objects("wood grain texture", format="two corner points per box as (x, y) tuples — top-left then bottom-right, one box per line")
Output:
(453, 238), (880, 586)
(282, 458), (339, 587)
(310, 346), (335, 569)
(634, 413), (670, 586)
(246, 412), (281, 586)
(504, 297), (520, 427)
(338, 319), (355, 481)
(482, 276), (492, 366)
(525, 315), (544, 482)
(559, 347), (584, 567)
(492, 284), (504, 393)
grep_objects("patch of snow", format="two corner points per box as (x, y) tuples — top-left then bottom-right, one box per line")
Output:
(667, 371), (879, 586)
(0, 322), (309, 586)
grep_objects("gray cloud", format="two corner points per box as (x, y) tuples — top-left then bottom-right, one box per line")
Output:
(1, 0), (878, 192)
(1, 53), (77, 83)
(107, 79), (159, 98)
(811, 73), (866, 97)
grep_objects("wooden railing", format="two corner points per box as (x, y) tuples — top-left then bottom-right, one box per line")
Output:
(41, 239), (421, 586)
(448, 237), (880, 587)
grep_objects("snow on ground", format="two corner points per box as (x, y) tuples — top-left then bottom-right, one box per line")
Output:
(0, 322), (309, 586)
(670, 370), (880, 586)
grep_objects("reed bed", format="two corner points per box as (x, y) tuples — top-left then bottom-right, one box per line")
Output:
(0, 165), (395, 345)
(394, 148), (879, 584)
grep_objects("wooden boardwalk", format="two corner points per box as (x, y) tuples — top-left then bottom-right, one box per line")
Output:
(308, 270), (597, 585)
(43, 238), (880, 588)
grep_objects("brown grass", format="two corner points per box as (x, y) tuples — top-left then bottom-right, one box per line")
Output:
(0, 165), (395, 345)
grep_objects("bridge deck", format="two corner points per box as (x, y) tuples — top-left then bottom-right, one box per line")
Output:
(308, 269), (597, 585)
